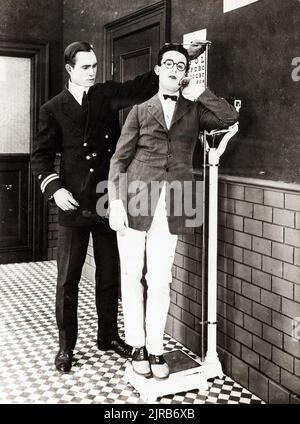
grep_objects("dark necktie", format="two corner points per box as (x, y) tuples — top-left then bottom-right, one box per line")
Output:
(82, 91), (89, 113)
(163, 94), (178, 102)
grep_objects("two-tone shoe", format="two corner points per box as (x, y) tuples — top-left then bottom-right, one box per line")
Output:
(149, 354), (169, 380)
(132, 346), (152, 378)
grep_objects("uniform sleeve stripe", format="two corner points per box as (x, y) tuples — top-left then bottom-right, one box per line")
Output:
(41, 173), (59, 191)
(41, 174), (59, 192)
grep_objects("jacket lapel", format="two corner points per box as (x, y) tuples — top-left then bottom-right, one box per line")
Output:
(147, 94), (168, 132)
(61, 86), (104, 138)
(170, 93), (193, 128)
(147, 93), (193, 133)
(61, 88), (86, 129)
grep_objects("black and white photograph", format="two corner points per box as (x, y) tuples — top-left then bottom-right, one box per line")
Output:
(0, 0), (299, 415)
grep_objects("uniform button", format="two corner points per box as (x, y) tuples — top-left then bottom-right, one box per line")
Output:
(108, 148), (111, 152)
(83, 142), (87, 147)
(86, 155), (91, 160)
(82, 210), (92, 218)
(105, 134), (109, 139)
(92, 153), (97, 157)
(90, 168), (94, 173)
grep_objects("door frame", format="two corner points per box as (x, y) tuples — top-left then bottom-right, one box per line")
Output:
(104, 0), (171, 81)
(0, 39), (49, 261)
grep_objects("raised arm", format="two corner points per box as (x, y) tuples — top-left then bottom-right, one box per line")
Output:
(197, 88), (239, 131)
(99, 69), (159, 111)
(101, 45), (206, 111)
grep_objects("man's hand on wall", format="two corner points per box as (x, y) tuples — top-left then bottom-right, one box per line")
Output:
(185, 40), (207, 60)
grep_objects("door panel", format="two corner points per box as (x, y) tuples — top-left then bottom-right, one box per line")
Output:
(0, 156), (31, 262)
(0, 56), (31, 154)
(105, 0), (170, 125)
(120, 48), (151, 79)
(114, 27), (160, 124)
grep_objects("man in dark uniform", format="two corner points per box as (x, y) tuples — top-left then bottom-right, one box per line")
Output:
(31, 41), (159, 373)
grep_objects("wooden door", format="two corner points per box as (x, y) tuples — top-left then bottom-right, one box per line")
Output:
(104, 0), (170, 125)
(0, 156), (31, 263)
(0, 41), (49, 264)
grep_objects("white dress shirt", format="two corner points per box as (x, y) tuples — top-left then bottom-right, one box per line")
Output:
(158, 90), (179, 130)
(68, 80), (90, 105)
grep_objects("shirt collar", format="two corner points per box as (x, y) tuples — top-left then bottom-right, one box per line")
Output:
(68, 80), (90, 105)
(158, 90), (179, 103)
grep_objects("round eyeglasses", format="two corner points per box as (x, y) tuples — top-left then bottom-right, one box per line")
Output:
(162, 59), (187, 72)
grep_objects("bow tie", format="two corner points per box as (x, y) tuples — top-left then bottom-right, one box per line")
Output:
(163, 94), (178, 102)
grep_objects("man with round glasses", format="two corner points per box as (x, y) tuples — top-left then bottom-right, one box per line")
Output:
(162, 58), (187, 72)
(108, 43), (238, 380)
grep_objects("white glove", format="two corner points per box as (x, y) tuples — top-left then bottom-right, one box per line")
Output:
(180, 77), (205, 101)
(53, 188), (79, 211)
(109, 199), (128, 232)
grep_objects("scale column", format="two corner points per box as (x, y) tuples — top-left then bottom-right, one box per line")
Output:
(203, 147), (224, 379)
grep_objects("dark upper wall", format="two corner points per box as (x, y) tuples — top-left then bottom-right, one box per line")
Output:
(0, 0), (63, 98)
(170, 0), (300, 184)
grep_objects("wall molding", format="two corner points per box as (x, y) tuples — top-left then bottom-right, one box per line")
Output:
(219, 174), (300, 194)
(194, 170), (300, 194)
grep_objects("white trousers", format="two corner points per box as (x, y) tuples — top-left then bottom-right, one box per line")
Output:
(117, 185), (178, 355)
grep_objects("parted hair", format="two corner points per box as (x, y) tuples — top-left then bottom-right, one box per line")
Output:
(64, 41), (95, 66)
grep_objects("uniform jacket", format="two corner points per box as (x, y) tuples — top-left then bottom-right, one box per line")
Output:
(31, 70), (158, 226)
(109, 89), (239, 234)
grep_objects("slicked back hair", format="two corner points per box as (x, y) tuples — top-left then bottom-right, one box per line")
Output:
(64, 41), (95, 67)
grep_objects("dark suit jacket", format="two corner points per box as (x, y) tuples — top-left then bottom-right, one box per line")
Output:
(31, 70), (158, 226)
(109, 89), (239, 234)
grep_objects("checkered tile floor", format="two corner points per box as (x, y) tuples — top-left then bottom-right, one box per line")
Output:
(0, 261), (264, 404)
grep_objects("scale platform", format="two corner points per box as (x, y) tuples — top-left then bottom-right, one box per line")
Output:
(123, 350), (208, 402)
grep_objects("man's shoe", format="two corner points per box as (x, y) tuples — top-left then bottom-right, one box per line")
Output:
(55, 349), (73, 373)
(132, 346), (152, 378)
(97, 336), (133, 358)
(149, 354), (170, 380)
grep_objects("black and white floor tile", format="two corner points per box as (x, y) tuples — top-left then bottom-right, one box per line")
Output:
(0, 261), (264, 405)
